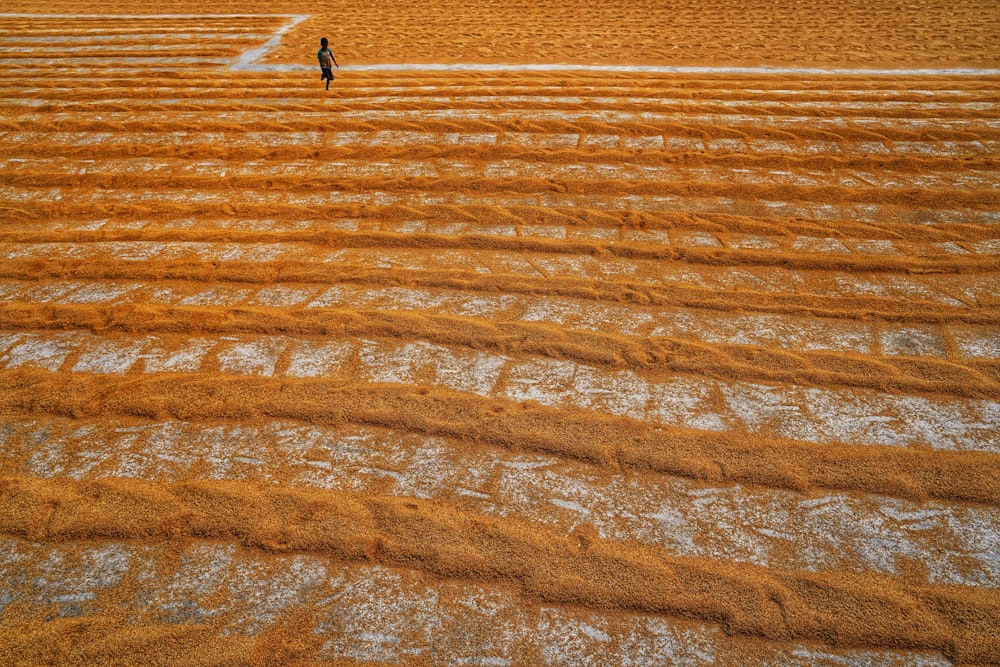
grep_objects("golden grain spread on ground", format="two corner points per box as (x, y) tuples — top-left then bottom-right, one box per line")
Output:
(0, 1), (999, 665)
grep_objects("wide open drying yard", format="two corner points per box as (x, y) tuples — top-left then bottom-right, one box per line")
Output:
(0, 1), (998, 665)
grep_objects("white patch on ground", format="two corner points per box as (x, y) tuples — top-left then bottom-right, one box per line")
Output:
(388, 220), (427, 233)
(249, 285), (317, 307)
(224, 555), (329, 633)
(520, 299), (577, 326)
(725, 234), (780, 250)
(569, 226), (619, 241)
(806, 388), (999, 452)
(583, 134), (620, 148)
(720, 380), (1000, 452)
(530, 254), (638, 281)
(316, 565), (441, 663)
(434, 584), (531, 666)
(521, 225), (567, 239)
(537, 607), (722, 666)
(792, 236), (851, 253)
(358, 339), (420, 384)
(618, 617), (717, 666)
(933, 241), (970, 255)
(709, 138), (748, 153)
(459, 133), (499, 145)
(230, 14), (308, 71)
(72, 338), (147, 374)
(142, 337), (215, 372)
(0, 281), (82, 303)
(452, 294), (518, 318)
(385, 438), (459, 500)
(216, 337), (288, 376)
(623, 135), (664, 150)
(310, 285), (451, 311)
(504, 132), (579, 148)
(849, 239), (900, 254)
(769, 646), (952, 666)
(359, 339), (506, 396)
(693, 312), (874, 354)
(104, 241), (171, 261)
(431, 349), (508, 397)
(623, 228), (670, 244)
(22, 424), (69, 477)
(198, 424), (266, 480)
(451, 222), (518, 237)
(879, 326), (947, 357)
(144, 285), (188, 303)
(832, 275), (966, 307)
(503, 358), (580, 406)
(179, 286), (252, 306)
(0, 333), (21, 355)
(0, 333), (78, 371)
(539, 608), (615, 666)
(57, 283), (136, 304)
(950, 326), (1000, 359)
(113, 422), (190, 479)
(286, 340), (353, 378)
(570, 367), (650, 421)
(720, 383), (822, 441)
(674, 231), (722, 248)
(11, 542), (131, 618)
(972, 239), (1000, 254)
(157, 544), (235, 624)
(889, 395), (999, 452)
(675, 486), (772, 565)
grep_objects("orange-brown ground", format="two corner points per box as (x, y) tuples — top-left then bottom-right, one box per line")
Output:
(0, 2), (998, 666)
(2, 0), (1000, 67)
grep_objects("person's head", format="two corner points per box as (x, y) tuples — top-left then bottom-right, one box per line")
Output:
(320, 37), (328, 48)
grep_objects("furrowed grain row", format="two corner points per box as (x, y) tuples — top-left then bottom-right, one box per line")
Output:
(2, 277), (994, 360)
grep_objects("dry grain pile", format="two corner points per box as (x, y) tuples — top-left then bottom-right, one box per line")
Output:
(0, 4), (998, 666)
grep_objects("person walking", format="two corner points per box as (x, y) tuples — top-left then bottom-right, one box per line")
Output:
(318, 37), (338, 90)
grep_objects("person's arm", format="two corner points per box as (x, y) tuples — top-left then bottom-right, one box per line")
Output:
(331, 50), (338, 68)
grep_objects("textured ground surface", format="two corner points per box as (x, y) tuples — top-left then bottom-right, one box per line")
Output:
(0, 5), (999, 667)
(1, 0), (1000, 67)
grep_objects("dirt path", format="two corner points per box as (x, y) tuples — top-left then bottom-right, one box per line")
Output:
(0, 8), (998, 667)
